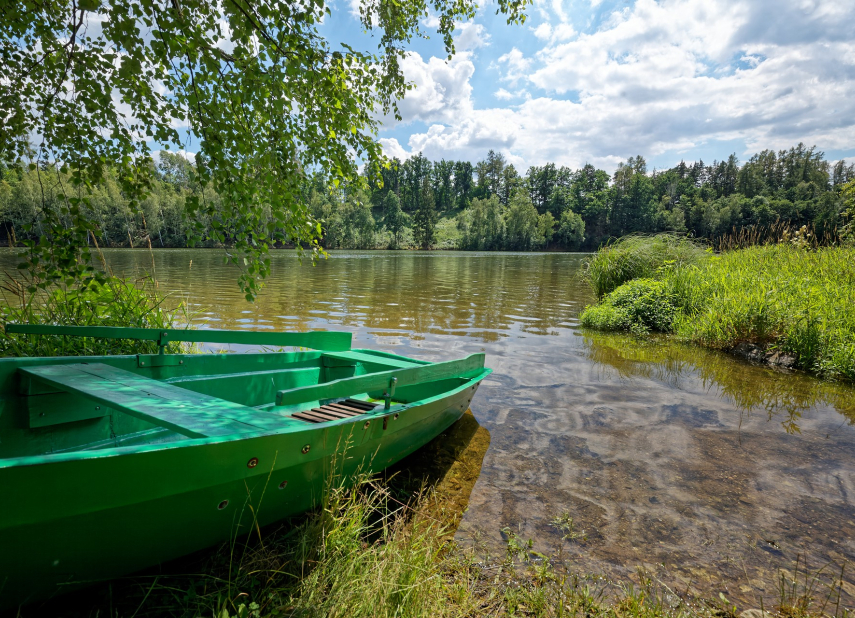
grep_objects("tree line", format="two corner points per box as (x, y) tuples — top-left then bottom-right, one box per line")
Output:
(2, 144), (853, 252)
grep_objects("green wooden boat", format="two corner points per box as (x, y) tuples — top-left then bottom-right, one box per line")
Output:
(0, 325), (491, 609)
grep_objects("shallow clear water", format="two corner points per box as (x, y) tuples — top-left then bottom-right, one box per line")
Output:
(6, 248), (855, 605)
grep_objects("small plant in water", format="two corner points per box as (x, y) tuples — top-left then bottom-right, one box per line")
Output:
(550, 511), (587, 541)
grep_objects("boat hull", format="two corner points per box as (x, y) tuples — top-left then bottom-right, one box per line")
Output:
(0, 373), (486, 609)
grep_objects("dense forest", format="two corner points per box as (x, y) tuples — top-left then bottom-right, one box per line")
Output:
(1, 143), (853, 251)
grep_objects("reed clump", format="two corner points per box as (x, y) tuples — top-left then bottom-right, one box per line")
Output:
(0, 275), (188, 357)
(669, 244), (855, 379)
(585, 234), (710, 297)
(581, 235), (855, 381)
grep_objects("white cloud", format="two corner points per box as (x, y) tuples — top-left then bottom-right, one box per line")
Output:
(533, 22), (576, 43)
(380, 0), (855, 170)
(390, 52), (476, 125)
(378, 138), (411, 161)
(497, 48), (532, 85)
(454, 22), (490, 51)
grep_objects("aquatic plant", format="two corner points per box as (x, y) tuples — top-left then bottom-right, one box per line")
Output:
(584, 234), (710, 297)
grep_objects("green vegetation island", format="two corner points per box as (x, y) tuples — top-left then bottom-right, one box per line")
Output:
(580, 234), (855, 383)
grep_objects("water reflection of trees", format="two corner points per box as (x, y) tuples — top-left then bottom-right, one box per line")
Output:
(102, 250), (591, 344)
(243, 253), (588, 342)
(583, 330), (855, 434)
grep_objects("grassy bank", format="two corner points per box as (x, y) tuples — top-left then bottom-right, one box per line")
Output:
(581, 236), (855, 381)
(0, 275), (188, 357)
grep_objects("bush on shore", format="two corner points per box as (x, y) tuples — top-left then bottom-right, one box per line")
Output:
(580, 278), (679, 334)
(584, 234), (710, 297)
(581, 235), (855, 381)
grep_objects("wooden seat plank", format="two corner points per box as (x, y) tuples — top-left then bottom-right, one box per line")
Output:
(322, 351), (422, 369)
(20, 364), (268, 438)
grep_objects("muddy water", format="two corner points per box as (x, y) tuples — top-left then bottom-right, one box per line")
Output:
(7, 248), (855, 606)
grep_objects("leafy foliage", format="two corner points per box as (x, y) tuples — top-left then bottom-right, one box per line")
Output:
(412, 175), (437, 249)
(584, 234), (710, 297)
(840, 179), (855, 244)
(457, 195), (505, 250)
(557, 208), (585, 250)
(382, 191), (408, 249)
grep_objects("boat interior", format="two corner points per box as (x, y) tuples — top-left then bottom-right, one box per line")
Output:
(0, 328), (484, 461)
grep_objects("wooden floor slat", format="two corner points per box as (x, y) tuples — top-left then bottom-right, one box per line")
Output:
(344, 399), (377, 410)
(314, 406), (352, 419)
(292, 412), (323, 423)
(322, 403), (363, 416)
(292, 398), (379, 423)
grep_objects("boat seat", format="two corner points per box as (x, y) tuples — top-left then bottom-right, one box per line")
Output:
(291, 398), (378, 424)
(19, 363), (278, 438)
(321, 351), (424, 369)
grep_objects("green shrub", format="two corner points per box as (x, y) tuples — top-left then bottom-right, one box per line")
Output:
(585, 234), (709, 297)
(0, 276), (188, 357)
(579, 303), (631, 331)
(581, 278), (678, 334)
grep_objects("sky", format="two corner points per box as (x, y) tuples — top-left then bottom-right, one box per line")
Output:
(321, 0), (855, 174)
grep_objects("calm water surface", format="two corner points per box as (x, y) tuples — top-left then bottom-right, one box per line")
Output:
(9, 249), (855, 605)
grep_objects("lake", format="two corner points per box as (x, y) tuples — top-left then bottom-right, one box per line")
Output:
(6, 248), (855, 606)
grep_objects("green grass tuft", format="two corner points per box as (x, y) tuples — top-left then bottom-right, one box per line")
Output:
(581, 278), (679, 334)
(585, 234), (710, 297)
(668, 244), (855, 379)
(0, 276), (189, 357)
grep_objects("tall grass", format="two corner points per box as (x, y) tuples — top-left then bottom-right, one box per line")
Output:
(585, 235), (710, 297)
(668, 244), (855, 380)
(0, 275), (189, 357)
(581, 236), (855, 382)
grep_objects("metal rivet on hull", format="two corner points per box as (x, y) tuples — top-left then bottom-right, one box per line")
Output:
(301, 444), (311, 454)
(279, 480), (288, 490)
(217, 500), (229, 510)
(247, 457), (259, 468)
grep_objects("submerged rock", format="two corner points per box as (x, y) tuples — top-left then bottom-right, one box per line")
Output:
(731, 342), (797, 369)
(732, 342), (766, 362)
